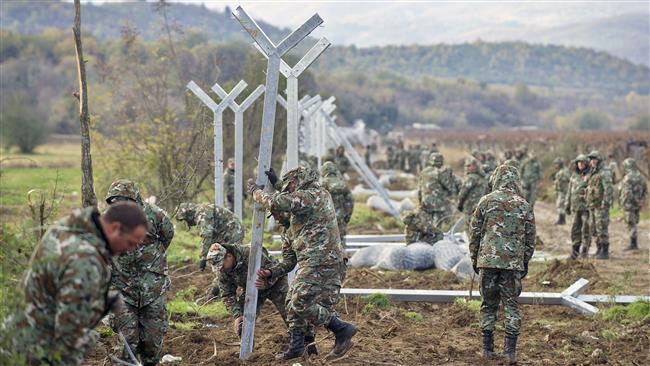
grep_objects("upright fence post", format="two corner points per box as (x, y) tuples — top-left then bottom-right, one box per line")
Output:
(232, 6), (324, 359)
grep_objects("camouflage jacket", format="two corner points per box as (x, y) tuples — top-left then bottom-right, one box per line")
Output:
(458, 171), (488, 216)
(197, 204), (244, 260)
(9, 208), (112, 366)
(224, 168), (235, 199)
(268, 225), (298, 282)
(586, 163), (614, 209)
(567, 169), (591, 212)
(111, 202), (173, 307)
(334, 154), (351, 175)
(217, 243), (279, 319)
(520, 157), (542, 185)
(553, 167), (571, 194)
(483, 158), (497, 176)
(619, 164), (647, 210)
(253, 182), (344, 283)
(321, 173), (354, 224)
(469, 166), (536, 271)
(404, 210), (443, 245)
(419, 165), (459, 212)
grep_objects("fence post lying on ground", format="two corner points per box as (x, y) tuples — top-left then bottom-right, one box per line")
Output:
(232, 6), (324, 359)
(211, 82), (265, 218)
(186, 80), (247, 207)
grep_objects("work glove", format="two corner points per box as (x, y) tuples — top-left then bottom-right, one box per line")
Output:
(234, 316), (244, 338)
(199, 259), (207, 272)
(264, 168), (278, 186)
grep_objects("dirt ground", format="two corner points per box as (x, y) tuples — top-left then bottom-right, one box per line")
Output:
(86, 201), (649, 365)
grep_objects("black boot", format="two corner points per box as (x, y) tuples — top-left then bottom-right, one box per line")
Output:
(275, 331), (305, 360)
(624, 237), (638, 251)
(481, 331), (497, 359)
(325, 316), (357, 359)
(304, 332), (318, 356)
(503, 335), (517, 365)
(579, 244), (589, 258)
(559, 214), (566, 225)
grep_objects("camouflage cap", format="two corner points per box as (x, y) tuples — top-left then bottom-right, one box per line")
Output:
(587, 150), (602, 161)
(465, 156), (479, 167)
(176, 202), (197, 222)
(281, 165), (319, 191)
(553, 158), (564, 165)
(206, 243), (227, 271)
(428, 152), (444, 166)
(105, 179), (140, 204)
(574, 154), (589, 163)
(515, 145), (527, 154)
(401, 209), (417, 224)
(622, 158), (637, 172)
(491, 164), (521, 193)
(320, 161), (339, 177)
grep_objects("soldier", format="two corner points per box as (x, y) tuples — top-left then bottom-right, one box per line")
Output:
(418, 152), (459, 226)
(483, 150), (497, 176)
(3, 203), (148, 366)
(334, 145), (351, 175)
(513, 146), (526, 171)
(105, 180), (174, 366)
(323, 148), (336, 163)
(458, 157), (488, 222)
(619, 158), (647, 251)
(586, 151), (614, 259)
(502, 150), (514, 164)
(224, 158), (236, 212)
(469, 165), (536, 365)
(519, 150), (542, 208)
(364, 144), (372, 167)
(176, 202), (244, 271)
(408, 144), (422, 173)
(386, 145), (396, 169)
(320, 161), (354, 247)
(552, 158), (571, 225)
(249, 166), (356, 360)
(206, 243), (288, 338)
(566, 154), (592, 259)
(402, 208), (444, 245)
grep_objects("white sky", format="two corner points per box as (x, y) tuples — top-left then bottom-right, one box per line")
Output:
(85, 1), (649, 47)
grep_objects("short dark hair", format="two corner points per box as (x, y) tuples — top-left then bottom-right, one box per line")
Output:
(103, 201), (149, 232)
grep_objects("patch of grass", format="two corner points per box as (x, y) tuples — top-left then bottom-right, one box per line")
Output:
(363, 293), (391, 314)
(533, 319), (569, 328)
(600, 329), (621, 342)
(601, 301), (650, 322)
(96, 326), (114, 338)
(348, 204), (403, 232)
(170, 321), (198, 330)
(454, 298), (481, 313)
(167, 228), (201, 264)
(402, 310), (424, 322)
(175, 286), (198, 301)
(167, 299), (228, 318)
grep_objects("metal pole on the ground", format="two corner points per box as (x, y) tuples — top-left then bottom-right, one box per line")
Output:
(187, 80), (246, 207)
(232, 6), (324, 359)
(211, 82), (265, 218)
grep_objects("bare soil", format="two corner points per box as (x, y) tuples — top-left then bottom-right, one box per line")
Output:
(85, 201), (649, 365)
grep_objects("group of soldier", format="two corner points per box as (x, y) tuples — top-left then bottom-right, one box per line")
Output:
(2, 138), (646, 366)
(553, 151), (647, 259)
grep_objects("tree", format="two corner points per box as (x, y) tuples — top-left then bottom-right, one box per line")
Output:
(0, 93), (48, 153)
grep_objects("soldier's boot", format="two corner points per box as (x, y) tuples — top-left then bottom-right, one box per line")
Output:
(325, 316), (357, 359)
(570, 244), (580, 260)
(503, 335), (517, 365)
(481, 331), (498, 359)
(624, 236), (638, 251)
(275, 331), (305, 360)
(593, 244), (602, 259)
(555, 214), (566, 225)
(304, 332), (318, 356)
(579, 244), (589, 258)
(595, 243), (609, 260)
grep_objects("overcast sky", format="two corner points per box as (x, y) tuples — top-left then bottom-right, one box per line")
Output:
(85, 1), (649, 47)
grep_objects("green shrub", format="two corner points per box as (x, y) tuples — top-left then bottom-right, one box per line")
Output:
(363, 293), (391, 314)
(402, 310), (424, 322)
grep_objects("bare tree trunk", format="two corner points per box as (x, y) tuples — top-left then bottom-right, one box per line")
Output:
(73, 0), (97, 208)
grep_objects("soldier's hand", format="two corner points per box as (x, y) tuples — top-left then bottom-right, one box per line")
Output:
(255, 268), (272, 289)
(472, 263), (479, 275)
(234, 316), (244, 338)
(106, 290), (124, 315)
(199, 259), (207, 272)
(265, 168), (278, 186)
(247, 178), (263, 195)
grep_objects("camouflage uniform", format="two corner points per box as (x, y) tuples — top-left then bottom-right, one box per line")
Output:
(402, 208), (443, 245)
(418, 152), (459, 225)
(251, 166), (346, 334)
(566, 154), (592, 258)
(408, 145), (422, 173)
(619, 158), (647, 250)
(321, 161), (355, 247)
(334, 146), (351, 175)
(5, 208), (114, 366)
(483, 151), (497, 176)
(386, 146), (396, 169)
(586, 151), (614, 259)
(457, 157), (488, 218)
(469, 165), (535, 359)
(207, 243), (288, 327)
(105, 180), (174, 366)
(519, 153), (542, 208)
(177, 202), (244, 261)
(553, 158), (571, 221)
(224, 160), (236, 212)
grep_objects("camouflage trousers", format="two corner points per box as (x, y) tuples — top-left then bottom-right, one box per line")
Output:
(112, 294), (168, 365)
(226, 193), (234, 213)
(555, 191), (568, 215)
(522, 181), (538, 208)
(623, 209), (640, 241)
(423, 208), (450, 227)
(286, 262), (346, 333)
(589, 207), (610, 251)
(337, 215), (349, 248)
(571, 210), (591, 256)
(479, 269), (523, 337)
(240, 276), (289, 326)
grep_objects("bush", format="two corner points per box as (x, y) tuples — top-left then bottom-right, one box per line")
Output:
(0, 93), (49, 153)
